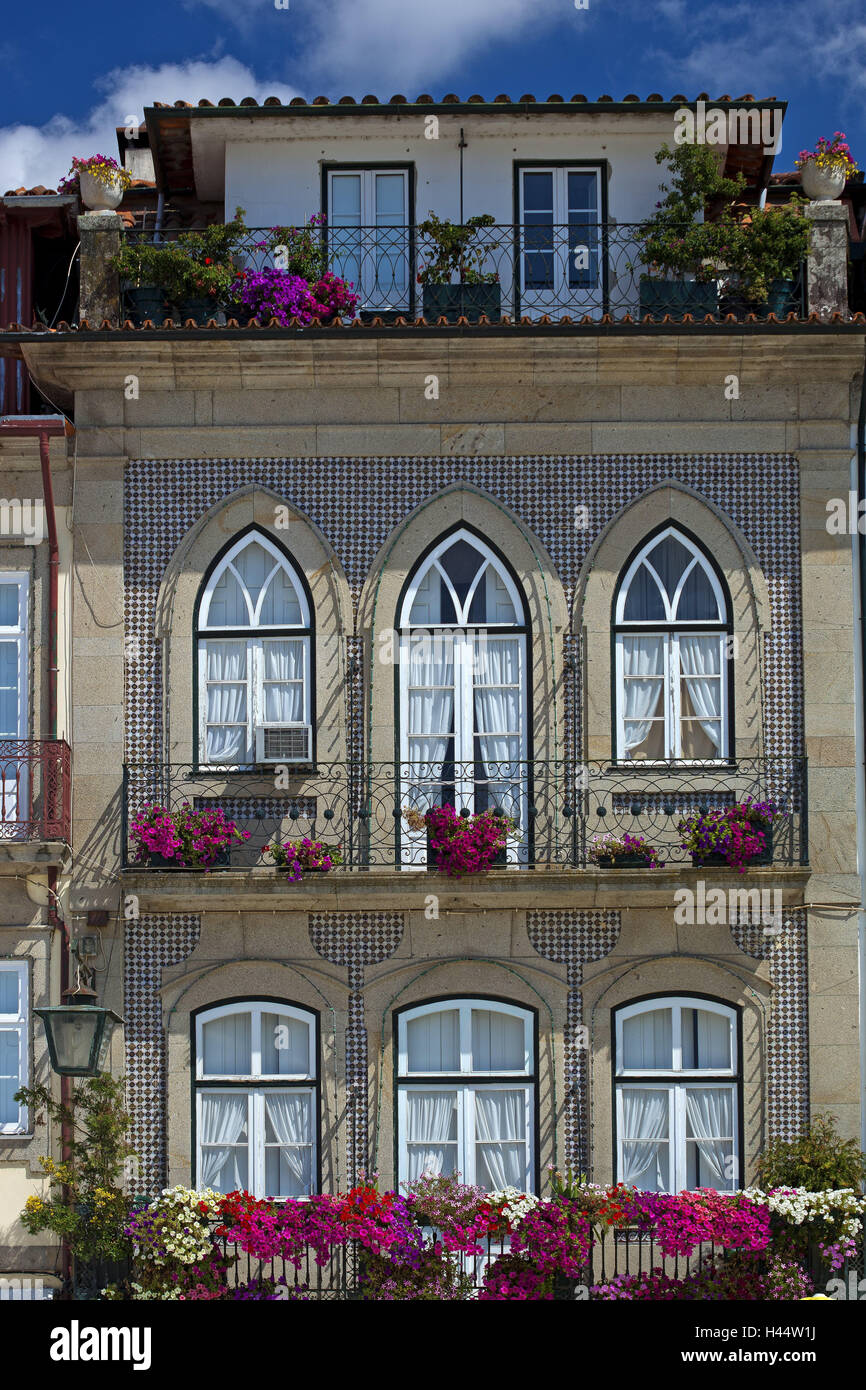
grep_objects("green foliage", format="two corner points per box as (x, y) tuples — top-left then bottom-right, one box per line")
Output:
(417, 212), (499, 285)
(724, 201), (811, 303)
(265, 215), (327, 282)
(756, 1113), (866, 1191)
(639, 143), (746, 279)
(111, 208), (248, 302)
(15, 1073), (135, 1262)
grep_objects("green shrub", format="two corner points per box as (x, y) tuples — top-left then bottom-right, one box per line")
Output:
(756, 1113), (866, 1191)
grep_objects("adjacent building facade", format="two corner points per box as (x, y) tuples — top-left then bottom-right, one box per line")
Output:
(1, 92), (864, 1282)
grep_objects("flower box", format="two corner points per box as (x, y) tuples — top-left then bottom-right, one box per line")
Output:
(123, 286), (168, 325)
(422, 283), (502, 324)
(594, 853), (657, 869)
(691, 826), (773, 868)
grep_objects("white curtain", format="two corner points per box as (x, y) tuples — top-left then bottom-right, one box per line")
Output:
(619, 1087), (670, 1189)
(679, 636), (722, 749)
(199, 1092), (248, 1190)
(262, 640), (305, 722)
(407, 1010), (460, 1073)
(405, 1090), (457, 1179)
(202, 1011), (251, 1075)
(471, 1009), (524, 1072)
(682, 1008), (731, 1070)
(622, 1007), (672, 1070)
(204, 641), (248, 763)
(621, 636), (664, 753)
(407, 634), (454, 806)
(474, 637), (522, 817)
(685, 1087), (734, 1189)
(265, 1092), (312, 1196)
(475, 1089), (525, 1190)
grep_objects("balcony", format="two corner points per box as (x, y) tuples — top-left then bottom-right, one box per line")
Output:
(118, 223), (807, 326)
(0, 738), (71, 867)
(121, 756), (807, 877)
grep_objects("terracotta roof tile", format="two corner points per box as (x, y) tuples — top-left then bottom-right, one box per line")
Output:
(144, 92), (783, 116)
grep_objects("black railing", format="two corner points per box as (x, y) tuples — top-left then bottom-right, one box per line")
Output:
(121, 223), (807, 323)
(121, 756), (807, 870)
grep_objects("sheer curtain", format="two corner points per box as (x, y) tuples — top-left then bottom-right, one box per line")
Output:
(474, 1089), (525, 1190)
(679, 636), (722, 751)
(685, 1087), (733, 1188)
(619, 1088), (670, 1188)
(621, 636), (664, 754)
(265, 1092), (312, 1196)
(199, 1092), (248, 1189)
(262, 640), (305, 721)
(473, 637), (522, 820)
(405, 1090), (457, 1179)
(204, 641), (248, 763)
(407, 635), (454, 809)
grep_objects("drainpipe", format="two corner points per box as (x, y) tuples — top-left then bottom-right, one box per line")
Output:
(857, 350), (866, 1157)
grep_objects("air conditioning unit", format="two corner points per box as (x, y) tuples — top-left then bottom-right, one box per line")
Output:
(255, 723), (312, 764)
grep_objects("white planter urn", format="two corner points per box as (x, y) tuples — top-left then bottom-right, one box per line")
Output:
(78, 169), (123, 211)
(799, 161), (846, 201)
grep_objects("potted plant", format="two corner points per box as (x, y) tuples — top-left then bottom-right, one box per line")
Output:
(417, 212), (502, 323)
(588, 832), (664, 869)
(678, 799), (778, 871)
(227, 215), (357, 325)
(720, 201), (811, 317)
(111, 239), (170, 324)
(404, 803), (516, 876)
(638, 143), (746, 318)
(59, 154), (132, 211)
(264, 837), (343, 881)
(796, 133), (859, 201)
(130, 801), (250, 868)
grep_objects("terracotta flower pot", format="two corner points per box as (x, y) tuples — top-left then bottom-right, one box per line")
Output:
(79, 170), (123, 211)
(800, 161), (846, 201)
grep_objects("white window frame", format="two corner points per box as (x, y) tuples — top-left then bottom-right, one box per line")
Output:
(326, 167), (410, 311)
(396, 999), (535, 1192)
(0, 960), (29, 1135)
(0, 573), (30, 834)
(517, 165), (602, 311)
(194, 1002), (317, 1200)
(196, 533), (311, 768)
(398, 531), (528, 866)
(614, 996), (739, 1193)
(614, 528), (729, 762)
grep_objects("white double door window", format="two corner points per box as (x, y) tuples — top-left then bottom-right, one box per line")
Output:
(518, 166), (602, 317)
(0, 574), (29, 835)
(327, 169), (409, 312)
(399, 532), (528, 866)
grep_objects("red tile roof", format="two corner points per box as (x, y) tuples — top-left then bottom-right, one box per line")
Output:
(147, 91), (777, 111)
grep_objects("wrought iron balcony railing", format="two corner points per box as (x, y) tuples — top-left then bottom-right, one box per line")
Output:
(121, 223), (807, 323)
(0, 739), (71, 844)
(122, 757), (807, 870)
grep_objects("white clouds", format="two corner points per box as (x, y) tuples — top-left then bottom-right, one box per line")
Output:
(0, 57), (298, 192)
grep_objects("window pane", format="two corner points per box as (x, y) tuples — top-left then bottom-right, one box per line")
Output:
(471, 1010), (525, 1071)
(202, 1013), (252, 1075)
(619, 1086), (670, 1190)
(405, 1089), (458, 1180)
(330, 174), (362, 221)
(623, 563), (665, 621)
(207, 567), (249, 627)
(261, 1012), (310, 1075)
(522, 172), (553, 212)
(199, 1091), (248, 1192)
(648, 535), (693, 603)
(621, 636), (665, 759)
(206, 641), (246, 681)
(567, 171), (597, 213)
(265, 1092), (312, 1197)
(677, 563), (720, 621)
(682, 1009), (732, 1070)
(439, 539), (484, 611)
(232, 541), (272, 607)
(0, 642), (19, 737)
(0, 585), (19, 627)
(0, 1028), (20, 1124)
(622, 1008), (673, 1069)
(685, 1087), (735, 1190)
(475, 1089), (527, 1190)
(0, 970), (19, 1015)
(375, 173), (405, 221)
(259, 567), (302, 626)
(406, 1010), (459, 1071)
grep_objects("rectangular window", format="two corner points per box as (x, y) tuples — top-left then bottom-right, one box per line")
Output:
(517, 165), (602, 316)
(326, 167), (410, 312)
(0, 961), (28, 1134)
(0, 574), (29, 833)
(198, 636), (309, 766)
(196, 1088), (315, 1199)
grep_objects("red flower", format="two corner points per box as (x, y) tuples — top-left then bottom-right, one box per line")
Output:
(204, 257), (213, 265)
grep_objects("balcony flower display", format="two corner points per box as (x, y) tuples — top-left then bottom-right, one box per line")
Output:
(130, 801), (250, 869)
(417, 211), (502, 323)
(112, 209), (249, 324)
(404, 803), (516, 876)
(59, 154), (132, 210)
(678, 798), (778, 871)
(589, 832), (664, 869)
(263, 837), (343, 881)
(231, 266), (358, 326)
(796, 133), (859, 200)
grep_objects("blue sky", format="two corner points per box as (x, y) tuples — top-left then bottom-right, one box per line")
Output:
(0, 0), (863, 190)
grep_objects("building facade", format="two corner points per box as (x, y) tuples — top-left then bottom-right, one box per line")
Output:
(0, 93), (864, 1281)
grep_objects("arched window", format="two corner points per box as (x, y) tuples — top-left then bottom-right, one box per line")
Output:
(613, 527), (730, 761)
(398, 529), (528, 865)
(196, 531), (312, 766)
(194, 1000), (318, 1198)
(396, 998), (536, 1191)
(614, 995), (740, 1193)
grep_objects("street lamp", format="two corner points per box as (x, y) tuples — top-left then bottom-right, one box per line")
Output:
(35, 987), (122, 1077)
